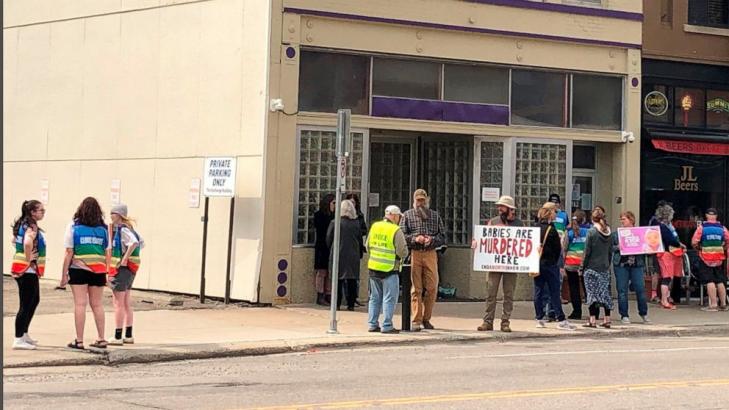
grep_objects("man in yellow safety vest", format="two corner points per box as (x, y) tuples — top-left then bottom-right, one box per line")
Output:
(366, 205), (408, 334)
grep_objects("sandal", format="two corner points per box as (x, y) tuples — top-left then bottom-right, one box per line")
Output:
(661, 303), (677, 310)
(67, 340), (84, 350)
(90, 340), (108, 349)
(599, 322), (612, 329)
(582, 322), (597, 328)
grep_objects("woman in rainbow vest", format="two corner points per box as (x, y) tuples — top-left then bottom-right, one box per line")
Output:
(60, 197), (111, 350)
(563, 209), (589, 320)
(108, 203), (143, 345)
(691, 208), (729, 312)
(10, 200), (46, 350)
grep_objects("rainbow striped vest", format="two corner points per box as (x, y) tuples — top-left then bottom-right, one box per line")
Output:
(700, 222), (726, 265)
(73, 224), (109, 274)
(564, 226), (589, 271)
(554, 210), (568, 238)
(11, 224), (46, 277)
(110, 225), (141, 275)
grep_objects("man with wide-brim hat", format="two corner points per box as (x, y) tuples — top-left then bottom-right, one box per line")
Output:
(472, 195), (524, 332)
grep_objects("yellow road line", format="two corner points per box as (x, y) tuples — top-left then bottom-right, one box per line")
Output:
(243, 378), (729, 410)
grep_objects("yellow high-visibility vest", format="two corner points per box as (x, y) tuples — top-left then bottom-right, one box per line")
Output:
(367, 220), (401, 272)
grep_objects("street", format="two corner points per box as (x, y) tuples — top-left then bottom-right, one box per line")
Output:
(5, 336), (729, 410)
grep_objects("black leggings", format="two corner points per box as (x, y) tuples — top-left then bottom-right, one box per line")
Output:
(588, 302), (610, 318)
(15, 274), (40, 338)
(337, 279), (358, 310)
(566, 270), (583, 317)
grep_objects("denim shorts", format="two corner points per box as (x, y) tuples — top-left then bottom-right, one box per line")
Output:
(110, 267), (136, 292)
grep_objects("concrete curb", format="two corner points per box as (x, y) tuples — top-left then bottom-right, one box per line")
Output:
(5, 324), (729, 369)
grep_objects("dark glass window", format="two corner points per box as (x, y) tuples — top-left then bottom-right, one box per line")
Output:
(443, 64), (509, 105)
(298, 51), (369, 114)
(707, 89), (729, 130)
(573, 145), (596, 169)
(511, 70), (567, 127)
(643, 84), (673, 124)
(688, 0), (729, 28)
(572, 75), (623, 130)
(674, 88), (706, 128)
(372, 58), (441, 100)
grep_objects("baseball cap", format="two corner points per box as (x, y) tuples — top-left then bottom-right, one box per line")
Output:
(385, 205), (402, 216)
(548, 194), (561, 204)
(706, 208), (718, 216)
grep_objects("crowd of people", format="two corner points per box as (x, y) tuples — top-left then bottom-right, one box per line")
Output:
(10, 197), (143, 350)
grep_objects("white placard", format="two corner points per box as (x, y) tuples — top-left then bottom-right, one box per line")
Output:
(189, 178), (201, 208)
(40, 178), (49, 205)
(111, 179), (121, 205)
(472, 225), (540, 273)
(581, 193), (592, 210)
(368, 193), (380, 208)
(203, 157), (237, 197)
(481, 187), (500, 202)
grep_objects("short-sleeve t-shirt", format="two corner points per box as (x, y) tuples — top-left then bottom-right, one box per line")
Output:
(63, 222), (111, 271)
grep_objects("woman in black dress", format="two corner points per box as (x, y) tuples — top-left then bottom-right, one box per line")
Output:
(345, 193), (368, 306)
(314, 194), (335, 305)
(326, 199), (362, 311)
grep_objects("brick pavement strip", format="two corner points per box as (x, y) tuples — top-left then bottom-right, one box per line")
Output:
(4, 277), (729, 368)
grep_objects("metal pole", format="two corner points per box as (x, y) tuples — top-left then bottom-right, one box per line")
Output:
(224, 197), (235, 304)
(401, 260), (411, 331)
(328, 109), (351, 334)
(199, 197), (210, 304)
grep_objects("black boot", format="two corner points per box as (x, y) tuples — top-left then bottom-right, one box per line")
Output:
(316, 293), (327, 306)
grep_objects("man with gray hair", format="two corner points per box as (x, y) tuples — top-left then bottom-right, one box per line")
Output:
(366, 205), (408, 333)
(399, 189), (446, 331)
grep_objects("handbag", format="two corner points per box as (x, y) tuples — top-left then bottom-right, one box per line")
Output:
(529, 225), (552, 278)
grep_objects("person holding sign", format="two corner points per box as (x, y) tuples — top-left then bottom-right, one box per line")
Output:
(691, 208), (729, 312)
(612, 211), (650, 325)
(399, 189), (446, 331)
(473, 196), (523, 333)
(533, 202), (576, 331)
(581, 207), (614, 328)
(366, 205), (409, 333)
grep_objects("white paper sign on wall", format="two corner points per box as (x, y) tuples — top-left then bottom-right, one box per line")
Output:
(40, 178), (49, 205)
(189, 178), (201, 208)
(111, 179), (121, 205)
(481, 187), (500, 202)
(203, 157), (237, 197)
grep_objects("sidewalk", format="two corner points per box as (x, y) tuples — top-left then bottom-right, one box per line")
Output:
(4, 293), (729, 368)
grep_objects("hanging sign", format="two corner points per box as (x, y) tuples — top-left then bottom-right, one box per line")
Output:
(652, 139), (729, 156)
(203, 157), (237, 197)
(473, 225), (540, 273)
(644, 91), (668, 117)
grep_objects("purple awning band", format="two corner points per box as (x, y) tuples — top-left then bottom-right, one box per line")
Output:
(372, 96), (510, 125)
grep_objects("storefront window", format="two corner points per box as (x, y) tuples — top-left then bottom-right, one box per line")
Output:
(572, 74), (623, 130)
(298, 51), (369, 114)
(373, 58), (441, 100)
(643, 84), (673, 124)
(707, 89), (729, 130)
(443, 64), (509, 105)
(479, 141), (505, 224)
(295, 129), (365, 245)
(511, 70), (568, 127)
(514, 143), (568, 225)
(674, 88), (706, 128)
(421, 140), (472, 245)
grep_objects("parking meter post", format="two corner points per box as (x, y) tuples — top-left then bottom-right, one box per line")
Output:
(401, 263), (411, 331)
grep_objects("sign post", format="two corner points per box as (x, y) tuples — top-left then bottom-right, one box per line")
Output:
(328, 109), (351, 334)
(200, 157), (237, 304)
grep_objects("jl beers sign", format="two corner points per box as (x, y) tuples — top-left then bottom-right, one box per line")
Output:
(674, 165), (699, 192)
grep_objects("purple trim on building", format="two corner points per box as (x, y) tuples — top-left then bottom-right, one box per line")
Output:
(372, 96), (510, 125)
(283, 8), (641, 49)
(468, 0), (643, 21)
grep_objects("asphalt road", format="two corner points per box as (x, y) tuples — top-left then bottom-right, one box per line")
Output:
(4, 336), (729, 410)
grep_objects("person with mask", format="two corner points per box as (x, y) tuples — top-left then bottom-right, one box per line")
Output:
(691, 208), (729, 312)
(399, 189), (446, 331)
(473, 196), (523, 332)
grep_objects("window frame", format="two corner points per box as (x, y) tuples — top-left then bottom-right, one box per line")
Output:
(293, 126), (370, 247)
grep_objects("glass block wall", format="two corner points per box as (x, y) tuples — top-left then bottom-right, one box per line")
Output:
(514, 142), (567, 225)
(479, 141), (504, 224)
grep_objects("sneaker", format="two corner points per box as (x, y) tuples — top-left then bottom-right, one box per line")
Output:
(22, 333), (38, 345)
(719, 305), (728, 312)
(547, 316), (557, 323)
(422, 321), (435, 330)
(477, 322), (493, 331)
(109, 338), (124, 346)
(536, 319), (546, 328)
(12, 338), (36, 350)
(381, 328), (400, 334)
(701, 306), (718, 312)
(411, 322), (422, 332)
(557, 320), (576, 331)
(641, 315), (652, 324)
(123, 337), (134, 344)
(621, 317), (631, 325)
(367, 327), (381, 333)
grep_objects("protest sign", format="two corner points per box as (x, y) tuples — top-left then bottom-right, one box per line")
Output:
(473, 225), (540, 273)
(617, 226), (664, 255)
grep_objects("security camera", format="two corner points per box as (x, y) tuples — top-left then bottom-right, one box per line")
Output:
(269, 98), (284, 112)
(621, 131), (635, 143)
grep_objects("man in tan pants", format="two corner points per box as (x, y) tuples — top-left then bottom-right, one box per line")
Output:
(472, 196), (524, 333)
(399, 189), (446, 331)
